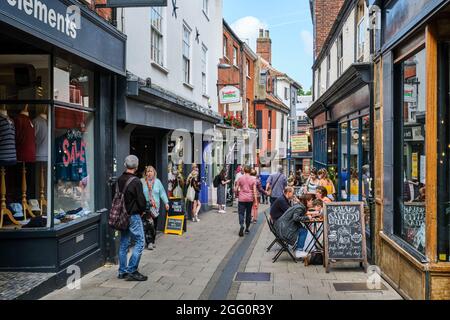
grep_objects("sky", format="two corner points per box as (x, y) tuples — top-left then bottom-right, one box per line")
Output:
(223, 0), (313, 90)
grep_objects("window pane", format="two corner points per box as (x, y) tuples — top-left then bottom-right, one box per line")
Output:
(54, 106), (95, 220)
(349, 119), (360, 201)
(0, 55), (50, 100)
(397, 49), (426, 254)
(0, 104), (49, 228)
(54, 58), (94, 108)
(340, 122), (348, 200)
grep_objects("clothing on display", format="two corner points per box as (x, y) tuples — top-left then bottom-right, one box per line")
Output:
(0, 113), (17, 166)
(55, 129), (88, 182)
(14, 113), (36, 163)
(32, 114), (48, 162)
(55, 108), (86, 130)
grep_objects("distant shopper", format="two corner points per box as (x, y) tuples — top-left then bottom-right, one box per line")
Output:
(187, 167), (201, 222)
(236, 166), (257, 237)
(266, 165), (288, 205)
(141, 165), (170, 250)
(251, 169), (267, 223)
(269, 187), (295, 223)
(216, 168), (230, 214)
(260, 172), (270, 204)
(118, 155), (148, 281)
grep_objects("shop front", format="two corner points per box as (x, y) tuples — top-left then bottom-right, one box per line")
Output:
(372, 0), (450, 300)
(117, 84), (221, 230)
(306, 63), (374, 261)
(0, 0), (126, 277)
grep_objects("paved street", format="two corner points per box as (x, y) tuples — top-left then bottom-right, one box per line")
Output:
(42, 205), (402, 300)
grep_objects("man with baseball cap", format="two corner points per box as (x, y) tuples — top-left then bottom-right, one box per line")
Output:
(117, 155), (148, 281)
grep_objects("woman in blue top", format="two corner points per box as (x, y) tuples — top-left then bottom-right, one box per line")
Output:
(141, 165), (169, 250)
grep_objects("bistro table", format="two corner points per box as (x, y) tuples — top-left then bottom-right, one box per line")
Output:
(301, 217), (324, 254)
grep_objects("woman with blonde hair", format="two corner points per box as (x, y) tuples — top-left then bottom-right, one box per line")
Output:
(141, 165), (169, 250)
(186, 164), (201, 222)
(318, 168), (336, 201)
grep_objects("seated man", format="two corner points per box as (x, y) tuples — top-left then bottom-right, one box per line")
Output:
(273, 203), (307, 254)
(270, 187), (295, 223)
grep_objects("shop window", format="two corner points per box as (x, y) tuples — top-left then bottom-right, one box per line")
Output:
(54, 58), (94, 108)
(0, 55), (50, 100)
(151, 6), (164, 66)
(54, 106), (95, 222)
(0, 104), (49, 229)
(395, 48), (426, 254)
(361, 115), (371, 203)
(349, 119), (360, 201)
(339, 122), (349, 200)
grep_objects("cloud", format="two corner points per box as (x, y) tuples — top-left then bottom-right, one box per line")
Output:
(230, 16), (267, 51)
(300, 30), (313, 57)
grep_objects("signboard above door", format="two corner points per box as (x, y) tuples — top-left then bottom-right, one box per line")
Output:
(106, 0), (167, 7)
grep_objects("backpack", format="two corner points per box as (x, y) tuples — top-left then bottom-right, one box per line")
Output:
(213, 175), (221, 188)
(304, 251), (324, 266)
(109, 176), (137, 231)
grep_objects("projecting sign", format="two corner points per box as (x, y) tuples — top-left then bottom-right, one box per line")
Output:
(219, 86), (241, 104)
(291, 134), (309, 153)
(107, 0), (168, 7)
(228, 101), (243, 112)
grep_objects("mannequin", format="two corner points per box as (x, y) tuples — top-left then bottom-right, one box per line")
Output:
(33, 105), (48, 214)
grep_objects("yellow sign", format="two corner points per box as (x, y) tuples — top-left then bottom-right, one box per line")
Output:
(292, 134), (309, 153)
(164, 215), (185, 236)
(412, 153), (418, 179)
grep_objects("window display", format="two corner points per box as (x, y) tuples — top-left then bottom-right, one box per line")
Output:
(395, 48), (426, 254)
(349, 119), (360, 202)
(0, 104), (49, 229)
(339, 122), (348, 200)
(53, 106), (95, 225)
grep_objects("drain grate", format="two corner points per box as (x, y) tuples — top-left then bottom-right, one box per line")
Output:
(234, 272), (271, 282)
(333, 282), (388, 292)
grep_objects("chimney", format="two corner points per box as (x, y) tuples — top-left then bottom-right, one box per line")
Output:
(312, 0), (345, 59)
(257, 29), (272, 64)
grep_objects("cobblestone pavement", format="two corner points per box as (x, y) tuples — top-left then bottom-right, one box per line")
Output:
(42, 206), (246, 300)
(234, 221), (403, 300)
(0, 272), (55, 300)
(41, 205), (402, 300)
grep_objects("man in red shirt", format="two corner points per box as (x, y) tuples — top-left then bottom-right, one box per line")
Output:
(236, 166), (258, 237)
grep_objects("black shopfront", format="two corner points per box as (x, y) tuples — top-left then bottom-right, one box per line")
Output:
(0, 0), (126, 283)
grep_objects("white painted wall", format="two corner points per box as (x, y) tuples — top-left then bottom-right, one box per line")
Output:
(118, 0), (223, 111)
(276, 78), (291, 107)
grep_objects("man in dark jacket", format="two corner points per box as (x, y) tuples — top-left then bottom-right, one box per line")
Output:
(270, 187), (295, 222)
(118, 155), (148, 281)
(273, 204), (307, 247)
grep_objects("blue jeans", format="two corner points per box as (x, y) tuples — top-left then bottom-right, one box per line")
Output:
(296, 228), (308, 251)
(119, 214), (145, 275)
(238, 202), (253, 228)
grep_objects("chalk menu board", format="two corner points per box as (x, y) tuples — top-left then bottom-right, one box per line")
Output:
(323, 202), (368, 273)
(164, 216), (184, 236)
(168, 199), (184, 216)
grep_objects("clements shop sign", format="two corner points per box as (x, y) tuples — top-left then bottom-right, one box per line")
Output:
(6, 0), (79, 39)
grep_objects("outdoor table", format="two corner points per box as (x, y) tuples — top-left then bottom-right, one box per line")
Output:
(301, 217), (324, 254)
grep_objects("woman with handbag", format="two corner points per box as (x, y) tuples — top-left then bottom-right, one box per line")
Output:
(141, 166), (170, 250)
(186, 166), (201, 222)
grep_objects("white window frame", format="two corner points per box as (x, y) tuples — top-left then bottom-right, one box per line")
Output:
(202, 0), (209, 16)
(233, 46), (238, 66)
(201, 44), (208, 95)
(246, 58), (250, 77)
(326, 53), (331, 89)
(356, 1), (365, 62)
(337, 33), (343, 77)
(182, 23), (192, 84)
(150, 7), (164, 66)
(223, 36), (228, 58)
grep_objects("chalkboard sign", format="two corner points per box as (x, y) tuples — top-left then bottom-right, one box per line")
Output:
(164, 215), (184, 236)
(402, 203), (426, 253)
(323, 202), (368, 273)
(168, 199), (184, 216)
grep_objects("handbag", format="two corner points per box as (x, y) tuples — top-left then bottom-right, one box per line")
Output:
(266, 173), (282, 197)
(186, 185), (196, 202)
(146, 178), (160, 218)
(304, 251), (324, 266)
(173, 185), (183, 198)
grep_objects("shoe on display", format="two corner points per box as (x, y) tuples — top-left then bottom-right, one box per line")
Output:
(147, 243), (154, 250)
(295, 250), (308, 259)
(126, 271), (148, 281)
(239, 226), (244, 237)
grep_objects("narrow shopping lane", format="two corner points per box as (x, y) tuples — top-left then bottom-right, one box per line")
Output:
(42, 204), (402, 300)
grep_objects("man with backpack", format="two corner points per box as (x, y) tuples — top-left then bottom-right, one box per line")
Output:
(116, 155), (148, 281)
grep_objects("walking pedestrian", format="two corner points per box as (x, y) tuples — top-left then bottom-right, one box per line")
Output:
(187, 166), (202, 222)
(216, 168), (230, 213)
(141, 165), (170, 250)
(117, 155), (148, 281)
(266, 165), (288, 205)
(250, 169), (266, 223)
(260, 172), (270, 204)
(236, 166), (257, 237)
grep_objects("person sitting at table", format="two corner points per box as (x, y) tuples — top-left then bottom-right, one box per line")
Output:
(308, 199), (323, 218)
(269, 186), (295, 223)
(316, 186), (332, 204)
(292, 194), (316, 259)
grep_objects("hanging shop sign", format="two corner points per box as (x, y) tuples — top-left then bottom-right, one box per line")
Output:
(219, 86), (241, 104)
(404, 84), (417, 103)
(228, 101), (243, 112)
(323, 202), (368, 273)
(106, 0), (167, 7)
(0, 0), (126, 74)
(291, 134), (309, 153)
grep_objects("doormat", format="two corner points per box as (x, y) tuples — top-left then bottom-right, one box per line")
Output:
(234, 272), (271, 282)
(333, 282), (388, 291)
